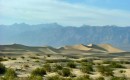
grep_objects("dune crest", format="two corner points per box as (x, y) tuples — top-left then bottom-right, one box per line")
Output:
(98, 44), (125, 53)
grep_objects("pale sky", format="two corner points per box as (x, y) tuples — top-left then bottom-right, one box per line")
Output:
(0, 0), (130, 26)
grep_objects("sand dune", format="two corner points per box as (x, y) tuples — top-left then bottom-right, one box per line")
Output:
(64, 44), (91, 51)
(98, 44), (125, 53)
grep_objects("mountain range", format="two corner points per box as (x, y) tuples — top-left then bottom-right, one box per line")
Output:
(0, 23), (130, 51)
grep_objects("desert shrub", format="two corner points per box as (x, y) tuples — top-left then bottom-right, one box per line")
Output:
(8, 57), (11, 59)
(95, 77), (105, 80)
(0, 63), (6, 74)
(43, 63), (52, 72)
(47, 75), (73, 80)
(53, 64), (63, 72)
(29, 56), (39, 59)
(47, 54), (51, 57)
(58, 68), (71, 77)
(81, 58), (89, 62)
(0, 57), (8, 61)
(109, 62), (125, 68)
(21, 56), (25, 59)
(119, 70), (126, 73)
(11, 58), (17, 60)
(97, 65), (113, 76)
(74, 75), (91, 80)
(103, 60), (112, 64)
(46, 59), (71, 63)
(46, 75), (64, 80)
(31, 68), (46, 76)
(36, 54), (40, 56)
(103, 61), (125, 68)
(118, 61), (130, 64)
(80, 66), (93, 74)
(0, 77), (4, 80)
(35, 60), (40, 63)
(80, 62), (93, 74)
(23, 64), (29, 68)
(28, 75), (43, 80)
(4, 68), (17, 80)
(81, 62), (93, 66)
(67, 62), (76, 68)
(110, 76), (127, 80)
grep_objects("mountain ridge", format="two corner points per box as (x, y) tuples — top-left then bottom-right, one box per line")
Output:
(0, 23), (130, 51)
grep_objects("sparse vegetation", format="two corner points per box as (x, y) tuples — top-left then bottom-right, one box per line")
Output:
(110, 76), (127, 80)
(74, 75), (91, 80)
(43, 63), (52, 72)
(46, 75), (64, 80)
(58, 68), (71, 77)
(1, 44), (130, 80)
(23, 64), (29, 68)
(4, 68), (17, 80)
(0, 57), (8, 61)
(11, 58), (17, 60)
(95, 77), (105, 80)
(67, 62), (76, 68)
(46, 59), (71, 63)
(28, 75), (43, 80)
(109, 62), (125, 68)
(0, 63), (6, 74)
(31, 68), (46, 76)
(80, 62), (93, 74)
(29, 56), (39, 59)
(119, 70), (126, 73)
(97, 65), (113, 76)
(47, 54), (51, 57)
(21, 56), (25, 59)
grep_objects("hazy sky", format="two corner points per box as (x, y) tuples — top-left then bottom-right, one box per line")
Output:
(0, 0), (130, 26)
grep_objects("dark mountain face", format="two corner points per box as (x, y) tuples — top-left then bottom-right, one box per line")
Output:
(0, 23), (130, 51)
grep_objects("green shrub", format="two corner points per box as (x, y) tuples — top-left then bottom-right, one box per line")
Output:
(46, 75), (64, 80)
(29, 56), (39, 59)
(81, 62), (93, 66)
(47, 54), (51, 57)
(43, 63), (52, 72)
(74, 75), (91, 80)
(46, 59), (71, 63)
(110, 76), (127, 80)
(21, 56), (25, 59)
(8, 57), (11, 59)
(11, 58), (17, 60)
(31, 68), (46, 76)
(53, 64), (63, 72)
(0, 63), (6, 74)
(103, 61), (125, 68)
(109, 62), (125, 68)
(28, 75), (43, 80)
(59, 68), (71, 77)
(119, 61), (130, 64)
(47, 75), (73, 80)
(80, 66), (93, 74)
(4, 68), (17, 80)
(119, 70), (126, 73)
(80, 63), (93, 74)
(67, 62), (76, 68)
(81, 59), (89, 62)
(97, 65), (113, 76)
(35, 60), (40, 63)
(0, 57), (8, 61)
(23, 64), (29, 68)
(95, 77), (105, 80)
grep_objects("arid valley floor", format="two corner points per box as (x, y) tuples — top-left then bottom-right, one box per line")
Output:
(0, 43), (130, 80)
